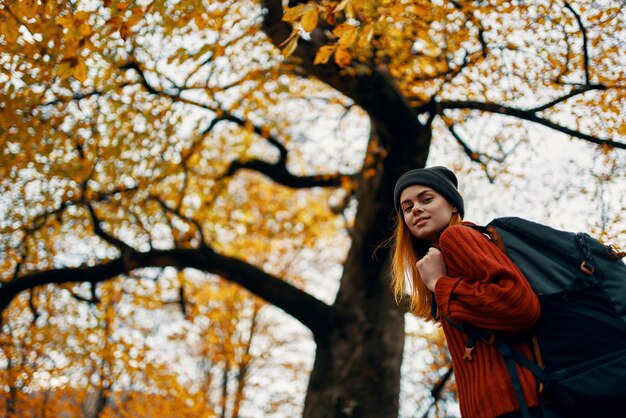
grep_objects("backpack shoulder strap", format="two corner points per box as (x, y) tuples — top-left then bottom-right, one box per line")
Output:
(466, 223), (507, 253)
(440, 313), (537, 418)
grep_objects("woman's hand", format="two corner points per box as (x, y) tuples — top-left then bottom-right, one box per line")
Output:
(416, 247), (447, 292)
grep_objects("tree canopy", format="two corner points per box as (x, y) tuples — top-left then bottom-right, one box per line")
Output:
(1, 0), (624, 416)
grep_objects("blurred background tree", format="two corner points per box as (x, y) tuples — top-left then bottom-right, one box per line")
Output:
(1, 0), (624, 417)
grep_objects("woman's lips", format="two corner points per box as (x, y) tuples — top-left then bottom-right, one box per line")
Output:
(414, 218), (429, 227)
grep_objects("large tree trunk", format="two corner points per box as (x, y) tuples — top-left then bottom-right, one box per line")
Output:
(218, 3), (434, 414)
(304, 282), (404, 418)
(303, 104), (431, 417)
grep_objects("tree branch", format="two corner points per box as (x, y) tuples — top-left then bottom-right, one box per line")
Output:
(205, 112), (356, 189)
(420, 365), (454, 418)
(449, 0), (488, 58)
(221, 158), (351, 189)
(0, 248), (334, 336)
(86, 203), (136, 253)
(37, 83), (132, 108)
(529, 84), (605, 113)
(28, 290), (39, 322)
(448, 125), (495, 182)
(438, 100), (626, 150)
(564, 2), (590, 85)
(67, 286), (101, 305)
(150, 195), (207, 246)
(128, 56), (282, 177)
(202, 113), (288, 163)
(25, 186), (139, 235)
(119, 61), (160, 95)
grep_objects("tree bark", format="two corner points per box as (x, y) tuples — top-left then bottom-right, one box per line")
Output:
(301, 116), (430, 416)
(259, 2), (433, 415)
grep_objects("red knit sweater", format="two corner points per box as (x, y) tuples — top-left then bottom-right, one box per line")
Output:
(434, 223), (541, 418)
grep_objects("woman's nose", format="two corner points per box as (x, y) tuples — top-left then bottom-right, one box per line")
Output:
(412, 205), (423, 214)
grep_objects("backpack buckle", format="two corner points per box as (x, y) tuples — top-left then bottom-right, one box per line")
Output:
(464, 336), (476, 361)
(606, 244), (625, 260)
(580, 261), (595, 275)
(463, 346), (474, 361)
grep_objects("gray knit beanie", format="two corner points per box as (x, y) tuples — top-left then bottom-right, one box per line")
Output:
(393, 166), (464, 218)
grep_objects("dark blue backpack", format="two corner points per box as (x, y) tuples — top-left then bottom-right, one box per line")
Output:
(459, 217), (626, 418)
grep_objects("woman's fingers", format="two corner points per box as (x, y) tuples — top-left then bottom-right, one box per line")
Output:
(417, 248), (446, 292)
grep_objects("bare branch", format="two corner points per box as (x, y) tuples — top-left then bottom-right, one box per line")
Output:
(86, 203), (136, 253)
(67, 286), (100, 305)
(530, 84), (606, 113)
(178, 285), (187, 318)
(0, 248), (335, 336)
(420, 365), (454, 418)
(202, 113), (289, 163)
(438, 100), (626, 150)
(564, 2), (591, 85)
(129, 207), (153, 250)
(221, 158), (352, 189)
(204, 110), (356, 189)
(28, 290), (39, 322)
(449, 0), (488, 58)
(120, 61), (160, 95)
(150, 195), (207, 247)
(120, 57), (305, 180)
(261, 0), (293, 50)
(37, 83), (132, 108)
(25, 186), (139, 236)
(556, 22), (572, 82)
(176, 166), (190, 213)
(448, 126), (495, 183)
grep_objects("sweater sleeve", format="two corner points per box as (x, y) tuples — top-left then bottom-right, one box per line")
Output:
(434, 224), (540, 333)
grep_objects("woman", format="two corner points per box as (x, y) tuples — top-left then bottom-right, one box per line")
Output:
(391, 166), (557, 418)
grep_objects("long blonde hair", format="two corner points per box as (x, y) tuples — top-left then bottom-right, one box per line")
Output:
(390, 212), (463, 320)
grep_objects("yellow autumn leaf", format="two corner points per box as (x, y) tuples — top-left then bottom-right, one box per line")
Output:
(281, 36), (298, 56)
(127, 8), (145, 26)
(213, 44), (225, 58)
(506, 42), (519, 50)
(301, 9), (318, 32)
(358, 24), (374, 47)
(73, 59), (88, 82)
(337, 26), (358, 48)
(12, 0), (38, 20)
(345, 1), (356, 19)
(57, 57), (87, 82)
(279, 29), (300, 57)
(332, 23), (349, 37)
(55, 14), (75, 29)
(314, 45), (337, 65)
(57, 58), (76, 79)
(75, 11), (91, 22)
(282, 4), (307, 22)
(334, 0), (350, 12)
(334, 46), (351, 67)
(351, 0), (366, 12)
(120, 23), (132, 39)
(0, 11), (20, 43)
(340, 175), (356, 192)
(115, 0), (132, 10)
(80, 22), (94, 37)
(413, 3), (431, 18)
(63, 40), (80, 57)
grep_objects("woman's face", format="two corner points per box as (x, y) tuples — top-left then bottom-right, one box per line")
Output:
(399, 185), (457, 243)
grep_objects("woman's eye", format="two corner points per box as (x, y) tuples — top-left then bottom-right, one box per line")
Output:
(403, 206), (412, 213)
(422, 197), (433, 203)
